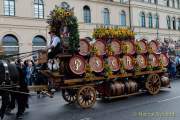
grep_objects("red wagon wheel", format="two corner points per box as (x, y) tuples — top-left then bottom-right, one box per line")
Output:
(145, 74), (161, 95)
(77, 86), (96, 108)
(62, 89), (77, 103)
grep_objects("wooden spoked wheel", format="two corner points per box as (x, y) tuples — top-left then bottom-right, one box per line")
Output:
(62, 89), (77, 103)
(145, 74), (161, 95)
(77, 86), (96, 108)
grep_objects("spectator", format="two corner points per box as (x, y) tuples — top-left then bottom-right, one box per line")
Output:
(168, 56), (176, 79)
(175, 55), (180, 65)
(25, 61), (34, 86)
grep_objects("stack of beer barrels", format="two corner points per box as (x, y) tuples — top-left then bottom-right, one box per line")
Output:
(66, 38), (169, 96)
(68, 38), (169, 76)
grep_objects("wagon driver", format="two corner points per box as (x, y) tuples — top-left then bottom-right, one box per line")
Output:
(45, 30), (62, 59)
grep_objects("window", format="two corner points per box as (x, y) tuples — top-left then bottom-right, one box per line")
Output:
(167, 16), (171, 29)
(172, 17), (176, 30)
(103, 8), (110, 25)
(140, 12), (146, 27)
(155, 15), (159, 28)
(154, 0), (158, 4)
(1, 34), (19, 55)
(83, 6), (91, 23)
(4, 0), (15, 16)
(34, 0), (44, 18)
(32, 36), (46, 51)
(167, 0), (170, 7)
(148, 0), (151, 3)
(120, 0), (124, 3)
(172, 0), (175, 8)
(178, 18), (180, 30)
(148, 13), (153, 28)
(177, 0), (180, 8)
(120, 11), (126, 26)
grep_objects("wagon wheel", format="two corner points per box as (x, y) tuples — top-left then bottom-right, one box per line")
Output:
(77, 86), (96, 108)
(145, 74), (161, 95)
(62, 89), (77, 103)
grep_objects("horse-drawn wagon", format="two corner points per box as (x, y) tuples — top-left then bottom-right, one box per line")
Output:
(0, 3), (170, 111)
(35, 3), (171, 108)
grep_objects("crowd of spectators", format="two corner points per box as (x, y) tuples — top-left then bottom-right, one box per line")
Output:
(15, 59), (48, 86)
(159, 39), (180, 79)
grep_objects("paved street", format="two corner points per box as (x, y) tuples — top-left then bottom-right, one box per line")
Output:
(3, 79), (180, 120)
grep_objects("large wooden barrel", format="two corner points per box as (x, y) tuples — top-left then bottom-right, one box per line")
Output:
(79, 39), (90, 56)
(148, 53), (159, 67)
(107, 56), (120, 72)
(109, 81), (125, 96)
(93, 40), (106, 55)
(122, 55), (134, 70)
(125, 80), (138, 94)
(69, 55), (86, 75)
(136, 54), (148, 69)
(148, 40), (159, 53)
(89, 56), (104, 73)
(136, 39), (148, 54)
(110, 40), (121, 55)
(114, 81), (125, 96)
(159, 53), (169, 67)
(161, 76), (170, 87)
(122, 41), (135, 55)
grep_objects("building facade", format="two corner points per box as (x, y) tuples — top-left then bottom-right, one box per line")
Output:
(0, 0), (180, 55)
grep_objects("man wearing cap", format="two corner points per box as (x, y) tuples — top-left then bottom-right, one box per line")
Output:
(46, 30), (62, 59)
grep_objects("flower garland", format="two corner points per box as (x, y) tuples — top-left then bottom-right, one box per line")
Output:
(93, 27), (135, 40)
(104, 60), (113, 79)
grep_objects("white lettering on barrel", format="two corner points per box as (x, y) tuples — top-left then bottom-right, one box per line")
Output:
(112, 59), (116, 66)
(95, 60), (100, 67)
(75, 59), (81, 71)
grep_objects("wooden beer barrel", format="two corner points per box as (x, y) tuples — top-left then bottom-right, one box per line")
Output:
(79, 39), (90, 56)
(122, 41), (135, 55)
(125, 80), (138, 94)
(107, 56), (120, 72)
(161, 76), (170, 87)
(89, 56), (104, 73)
(93, 40), (106, 55)
(136, 54), (148, 69)
(148, 40), (159, 53)
(110, 40), (121, 55)
(69, 55), (86, 75)
(114, 81), (125, 96)
(136, 39), (148, 54)
(122, 55), (134, 70)
(148, 53), (159, 67)
(159, 53), (169, 67)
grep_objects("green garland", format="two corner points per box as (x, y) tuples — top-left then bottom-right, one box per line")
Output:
(47, 5), (79, 54)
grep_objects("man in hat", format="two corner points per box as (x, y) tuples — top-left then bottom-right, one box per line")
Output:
(46, 30), (62, 59)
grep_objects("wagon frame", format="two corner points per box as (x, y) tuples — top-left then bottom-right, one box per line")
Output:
(40, 54), (169, 109)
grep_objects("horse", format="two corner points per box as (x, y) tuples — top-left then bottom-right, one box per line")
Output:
(0, 60), (29, 119)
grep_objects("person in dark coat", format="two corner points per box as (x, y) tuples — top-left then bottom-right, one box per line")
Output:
(16, 64), (29, 119)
